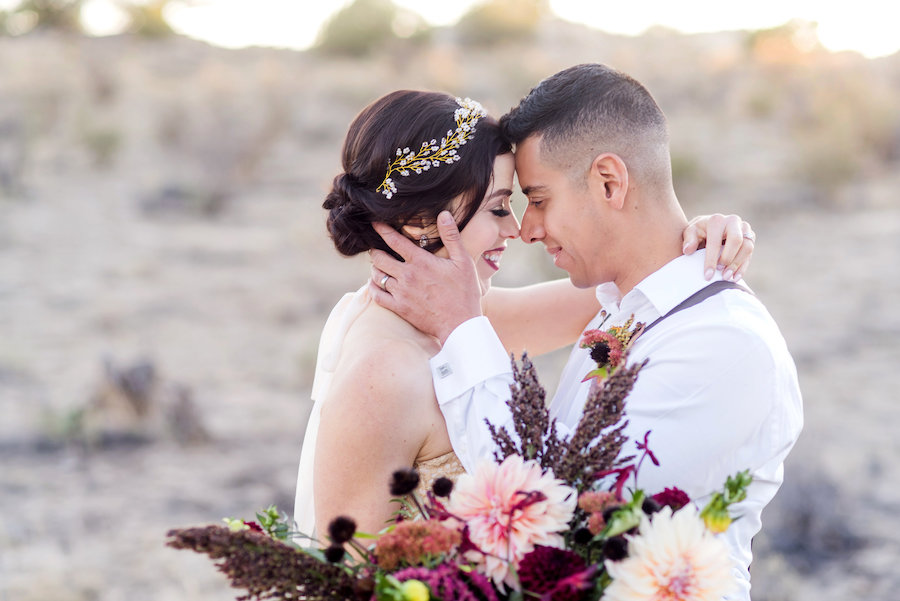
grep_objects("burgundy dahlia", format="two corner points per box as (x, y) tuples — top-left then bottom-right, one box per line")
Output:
(652, 487), (691, 510)
(518, 545), (597, 601)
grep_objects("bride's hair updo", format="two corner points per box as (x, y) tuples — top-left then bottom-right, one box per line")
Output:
(324, 90), (511, 258)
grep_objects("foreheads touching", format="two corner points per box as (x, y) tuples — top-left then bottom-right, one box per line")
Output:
(499, 63), (672, 191)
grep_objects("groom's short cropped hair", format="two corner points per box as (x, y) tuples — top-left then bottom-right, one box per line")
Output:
(500, 63), (672, 190)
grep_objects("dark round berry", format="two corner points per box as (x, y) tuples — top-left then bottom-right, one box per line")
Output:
(590, 343), (611, 365)
(389, 468), (420, 496)
(324, 545), (345, 563)
(642, 497), (662, 515)
(327, 516), (357, 544)
(601, 504), (622, 523)
(602, 536), (629, 561)
(432, 477), (454, 498)
(573, 527), (593, 545)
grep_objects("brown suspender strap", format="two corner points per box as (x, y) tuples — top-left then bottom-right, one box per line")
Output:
(640, 280), (751, 337)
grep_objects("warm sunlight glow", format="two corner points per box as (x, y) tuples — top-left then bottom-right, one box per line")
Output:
(76, 0), (899, 59)
(81, 0), (130, 36)
(550, 0), (899, 58)
(164, 0), (344, 50)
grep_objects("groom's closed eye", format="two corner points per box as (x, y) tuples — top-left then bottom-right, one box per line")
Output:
(521, 185), (549, 208)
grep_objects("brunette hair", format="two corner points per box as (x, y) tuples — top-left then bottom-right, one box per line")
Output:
(500, 64), (671, 188)
(324, 90), (511, 258)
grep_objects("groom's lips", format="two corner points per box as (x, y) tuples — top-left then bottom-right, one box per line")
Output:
(547, 246), (563, 266)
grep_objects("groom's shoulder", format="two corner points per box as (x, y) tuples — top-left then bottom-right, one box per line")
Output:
(652, 287), (793, 361)
(718, 287), (787, 341)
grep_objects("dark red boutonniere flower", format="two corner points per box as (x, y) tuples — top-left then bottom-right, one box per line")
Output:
(580, 314), (645, 382)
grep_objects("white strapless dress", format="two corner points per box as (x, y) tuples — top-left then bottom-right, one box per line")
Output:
(292, 285), (465, 541)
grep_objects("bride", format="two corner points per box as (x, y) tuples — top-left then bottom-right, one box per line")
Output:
(294, 90), (753, 542)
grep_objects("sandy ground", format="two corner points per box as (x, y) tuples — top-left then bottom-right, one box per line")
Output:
(1, 30), (899, 601)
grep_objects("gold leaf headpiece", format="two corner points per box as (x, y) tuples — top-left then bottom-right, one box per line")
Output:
(376, 97), (487, 199)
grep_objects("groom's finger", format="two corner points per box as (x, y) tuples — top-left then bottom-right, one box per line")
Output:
(369, 273), (408, 317)
(373, 222), (418, 263)
(436, 211), (467, 264)
(370, 248), (403, 280)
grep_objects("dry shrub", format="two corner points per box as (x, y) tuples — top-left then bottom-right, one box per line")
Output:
(315, 0), (428, 57)
(456, 0), (547, 46)
(8, 0), (83, 33)
(788, 66), (900, 203)
(127, 0), (175, 37)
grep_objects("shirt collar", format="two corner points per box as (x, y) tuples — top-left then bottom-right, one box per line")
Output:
(593, 249), (723, 316)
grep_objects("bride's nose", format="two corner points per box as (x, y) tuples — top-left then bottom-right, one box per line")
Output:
(502, 212), (520, 239)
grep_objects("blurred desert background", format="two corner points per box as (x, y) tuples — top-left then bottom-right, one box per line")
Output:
(1, 1), (899, 600)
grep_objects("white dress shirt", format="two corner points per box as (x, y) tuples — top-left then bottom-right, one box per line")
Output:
(429, 250), (803, 600)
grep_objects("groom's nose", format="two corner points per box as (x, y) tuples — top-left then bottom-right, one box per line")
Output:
(519, 207), (543, 244)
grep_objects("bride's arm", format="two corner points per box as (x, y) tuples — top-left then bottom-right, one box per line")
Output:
(484, 280), (598, 357)
(484, 213), (756, 356)
(313, 341), (433, 545)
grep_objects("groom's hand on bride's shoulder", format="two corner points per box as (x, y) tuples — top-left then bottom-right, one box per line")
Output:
(370, 211), (483, 344)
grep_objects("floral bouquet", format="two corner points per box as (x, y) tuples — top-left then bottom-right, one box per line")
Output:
(168, 322), (752, 601)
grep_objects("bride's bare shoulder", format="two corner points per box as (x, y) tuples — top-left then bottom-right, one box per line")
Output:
(325, 310), (437, 415)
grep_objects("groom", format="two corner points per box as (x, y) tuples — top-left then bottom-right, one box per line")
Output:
(370, 64), (802, 599)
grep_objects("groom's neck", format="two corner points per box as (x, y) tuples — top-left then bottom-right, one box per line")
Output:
(612, 194), (688, 296)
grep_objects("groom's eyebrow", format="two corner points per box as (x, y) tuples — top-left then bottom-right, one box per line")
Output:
(520, 184), (547, 196)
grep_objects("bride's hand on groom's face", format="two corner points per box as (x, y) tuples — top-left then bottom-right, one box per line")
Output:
(370, 211), (483, 344)
(682, 213), (756, 282)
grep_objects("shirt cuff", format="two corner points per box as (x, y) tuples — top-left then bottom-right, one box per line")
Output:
(430, 316), (512, 403)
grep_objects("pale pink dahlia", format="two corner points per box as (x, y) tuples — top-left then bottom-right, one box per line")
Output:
(604, 506), (735, 601)
(447, 455), (576, 590)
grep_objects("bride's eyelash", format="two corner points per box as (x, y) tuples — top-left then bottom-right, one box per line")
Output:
(491, 208), (511, 217)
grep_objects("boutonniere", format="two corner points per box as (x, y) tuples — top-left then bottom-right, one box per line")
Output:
(580, 313), (645, 382)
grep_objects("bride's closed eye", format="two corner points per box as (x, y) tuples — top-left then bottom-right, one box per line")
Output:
(489, 195), (514, 218)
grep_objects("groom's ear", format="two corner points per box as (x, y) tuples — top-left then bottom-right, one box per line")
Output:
(587, 153), (628, 210)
